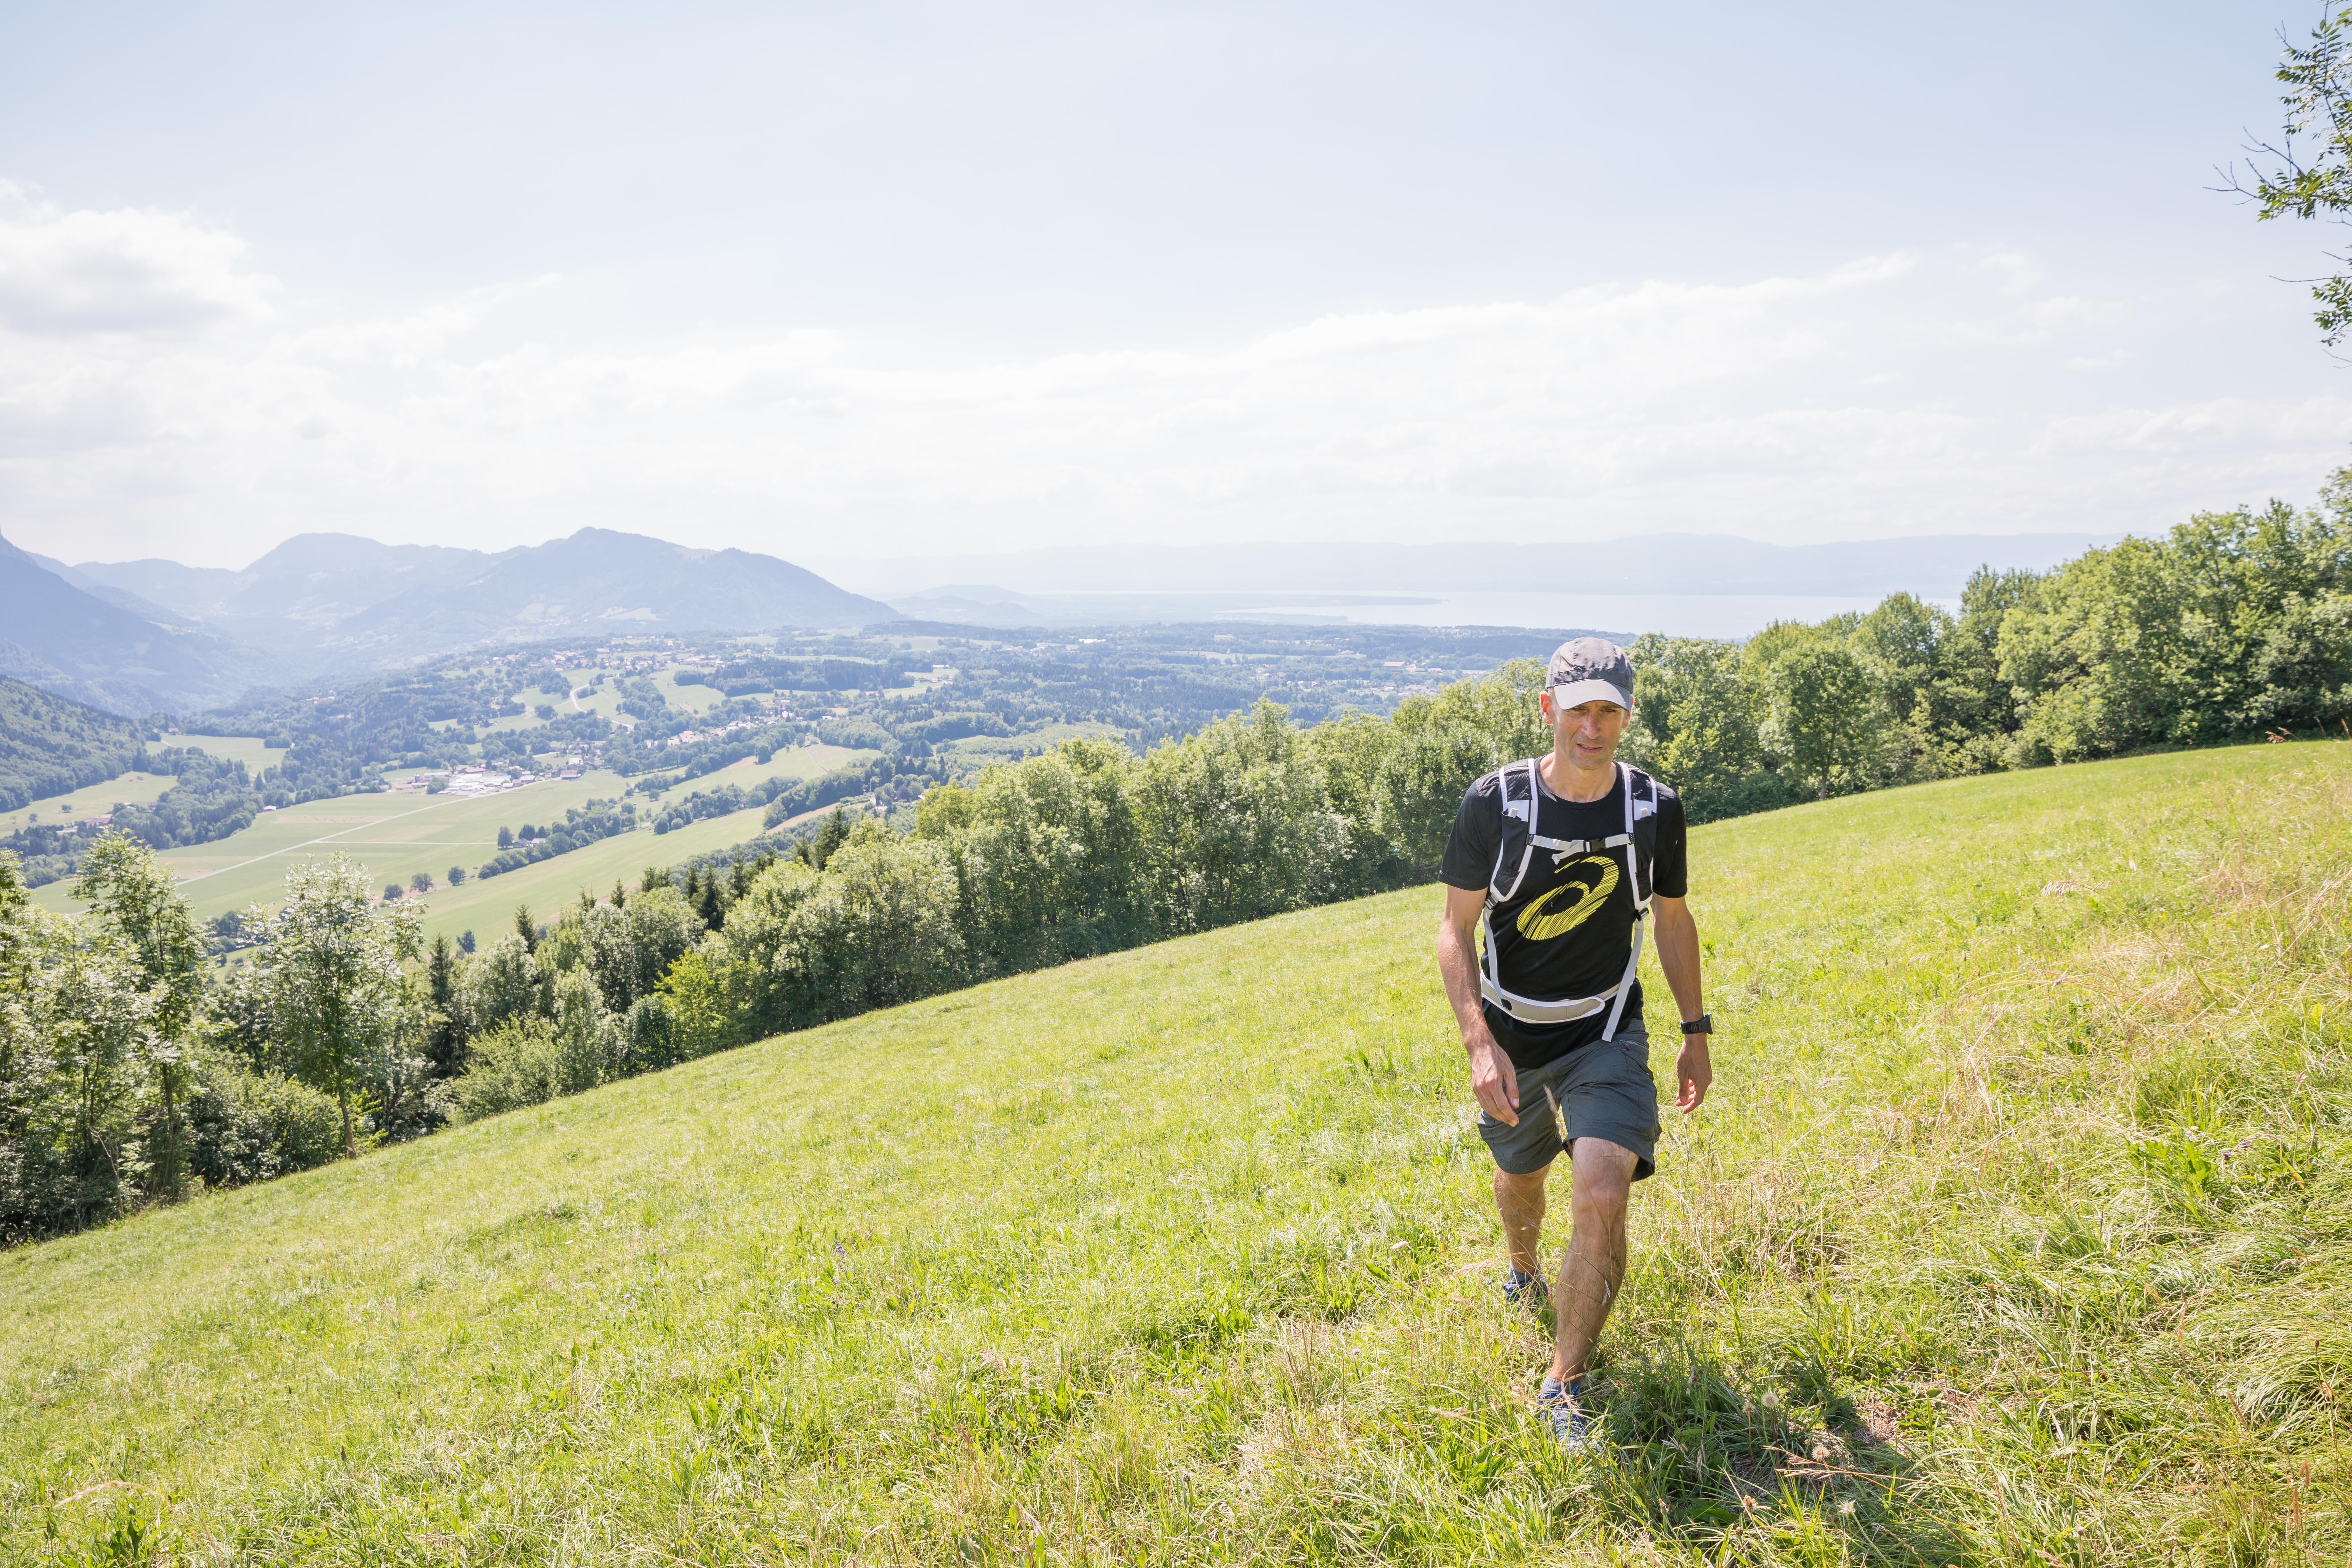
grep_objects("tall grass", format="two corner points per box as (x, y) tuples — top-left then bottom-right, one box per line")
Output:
(2, 742), (2348, 1564)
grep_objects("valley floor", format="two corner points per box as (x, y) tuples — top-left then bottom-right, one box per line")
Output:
(4, 743), (2350, 1563)
(30, 745), (875, 946)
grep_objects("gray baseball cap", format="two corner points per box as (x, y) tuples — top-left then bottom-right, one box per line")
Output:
(1545, 637), (1634, 711)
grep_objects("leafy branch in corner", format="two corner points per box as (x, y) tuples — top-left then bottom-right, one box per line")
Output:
(2217, 5), (2352, 347)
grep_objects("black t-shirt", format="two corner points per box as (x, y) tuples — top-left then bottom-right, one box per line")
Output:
(1440, 762), (1688, 1069)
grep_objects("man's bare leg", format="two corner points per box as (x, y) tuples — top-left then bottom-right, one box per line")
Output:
(1549, 1137), (1637, 1384)
(1493, 1166), (1550, 1279)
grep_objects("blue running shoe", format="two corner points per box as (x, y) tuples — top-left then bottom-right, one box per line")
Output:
(1538, 1375), (1592, 1452)
(1503, 1267), (1548, 1308)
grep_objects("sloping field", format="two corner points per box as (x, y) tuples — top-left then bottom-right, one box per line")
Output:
(29, 747), (870, 940)
(5, 744), (2350, 1562)
(29, 769), (637, 926)
(2, 736), (277, 835)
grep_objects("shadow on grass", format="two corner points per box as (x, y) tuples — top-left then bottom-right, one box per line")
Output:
(1585, 1348), (1965, 1565)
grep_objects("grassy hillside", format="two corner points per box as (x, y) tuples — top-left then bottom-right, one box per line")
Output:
(5, 744), (2350, 1563)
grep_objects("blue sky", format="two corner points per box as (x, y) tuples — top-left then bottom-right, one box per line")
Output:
(1, 1), (2345, 566)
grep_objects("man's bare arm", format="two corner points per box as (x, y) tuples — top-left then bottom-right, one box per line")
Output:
(1649, 894), (1712, 1112)
(1437, 883), (1521, 1125)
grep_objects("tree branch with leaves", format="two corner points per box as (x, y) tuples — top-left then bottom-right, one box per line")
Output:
(2219, 6), (2352, 346)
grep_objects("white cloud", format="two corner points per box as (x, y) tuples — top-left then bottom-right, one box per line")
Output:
(0, 181), (276, 336)
(0, 194), (2345, 567)
(1979, 250), (2041, 298)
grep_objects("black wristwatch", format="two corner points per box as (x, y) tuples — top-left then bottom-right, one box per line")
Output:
(1681, 1014), (1714, 1036)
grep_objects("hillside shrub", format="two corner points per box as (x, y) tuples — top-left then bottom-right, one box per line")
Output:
(181, 1052), (343, 1188)
(448, 970), (617, 1122)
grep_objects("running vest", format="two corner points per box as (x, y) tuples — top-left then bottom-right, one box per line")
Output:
(1479, 758), (1665, 1041)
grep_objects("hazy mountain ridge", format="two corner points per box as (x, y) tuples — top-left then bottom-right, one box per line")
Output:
(10, 529), (897, 714)
(52, 534), (523, 651)
(293, 529), (895, 659)
(0, 535), (282, 715)
(811, 533), (2123, 601)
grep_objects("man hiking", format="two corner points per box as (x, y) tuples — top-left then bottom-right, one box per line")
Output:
(1434, 637), (1712, 1449)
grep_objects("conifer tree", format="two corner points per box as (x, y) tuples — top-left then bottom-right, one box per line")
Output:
(425, 933), (464, 1078)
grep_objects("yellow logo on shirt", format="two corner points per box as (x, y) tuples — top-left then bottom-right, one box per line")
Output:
(1515, 855), (1620, 941)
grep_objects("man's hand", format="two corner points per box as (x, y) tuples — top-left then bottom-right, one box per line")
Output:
(1673, 1032), (1712, 1113)
(1467, 1024), (1521, 1126)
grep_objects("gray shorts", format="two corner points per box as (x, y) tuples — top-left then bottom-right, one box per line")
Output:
(1476, 1023), (1662, 1181)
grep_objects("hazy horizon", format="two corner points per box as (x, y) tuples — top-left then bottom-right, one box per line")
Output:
(26, 524), (2121, 582)
(3, 2), (2343, 567)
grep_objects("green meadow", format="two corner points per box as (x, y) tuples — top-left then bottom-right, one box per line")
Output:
(30, 746), (873, 944)
(1, 736), (278, 836)
(4, 743), (2349, 1563)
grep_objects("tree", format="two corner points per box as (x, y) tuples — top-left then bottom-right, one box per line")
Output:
(71, 834), (205, 1197)
(1132, 700), (1343, 934)
(2223, 7), (2352, 346)
(425, 933), (464, 1078)
(410, 870), (434, 894)
(455, 932), (544, 1037)
(448, 864), (466, 886)
(1623, 635), (1780, 819)
(1769, 644), (1879, 796)
(1999, 538), (2196, 762)
(253, 855), (420, 1158)
(11, 904), (155, 1230)
(794, 808), (854, 872)
(548, 887), (704, 1015)
(730, 828), (968, 1026)
(3, 852), (160, 1233)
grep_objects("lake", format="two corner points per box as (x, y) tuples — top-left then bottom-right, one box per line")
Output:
(1220, 590), (1946, 638)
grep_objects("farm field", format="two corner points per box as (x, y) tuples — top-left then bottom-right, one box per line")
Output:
(168, 735), (283, 774)
(939, 719), (1131, 771)
(0, 735), (279, 835)
(560, 664), (744, 723)
(4, 768), (173, 834)
(6, 742), (2350, 1562)
(397, 799), (800, 948)
(28, 746), (871, 934)
(453, 663), (764, 740)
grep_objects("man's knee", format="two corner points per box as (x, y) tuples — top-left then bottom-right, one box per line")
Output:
(1494, 1164), (1550, 1205)
(1568, 1140), (1637, 1221)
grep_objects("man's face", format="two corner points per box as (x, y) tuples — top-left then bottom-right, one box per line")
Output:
(1539, 691), (1628, 768)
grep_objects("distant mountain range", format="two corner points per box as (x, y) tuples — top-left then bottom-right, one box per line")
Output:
(811, 533), (2126, 603)
(7, 527), (895, 716)
(1, 533), (279, 714)
(8, 524), (2133, 715)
